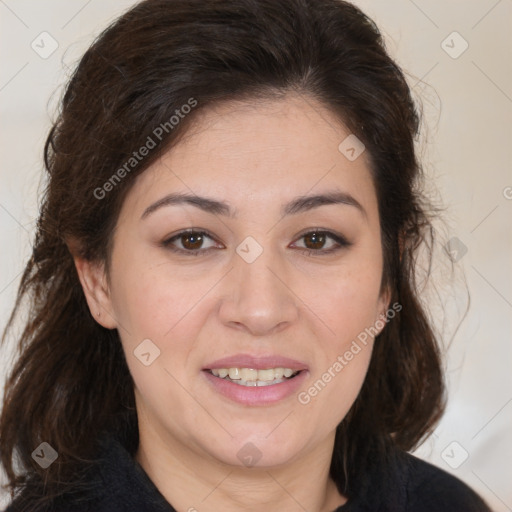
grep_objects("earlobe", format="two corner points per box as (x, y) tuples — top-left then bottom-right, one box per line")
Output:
(73, 257), (118, 329)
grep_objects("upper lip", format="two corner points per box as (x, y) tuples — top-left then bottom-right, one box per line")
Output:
(202, 354), (309, 371)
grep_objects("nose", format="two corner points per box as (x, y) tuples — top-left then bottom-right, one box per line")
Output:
(218, 248), (299, 336)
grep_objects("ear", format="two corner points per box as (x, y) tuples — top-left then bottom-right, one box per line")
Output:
(375, 285), (393, 336)
(73, 256), (118, 330)
(378, 285), (392, 314)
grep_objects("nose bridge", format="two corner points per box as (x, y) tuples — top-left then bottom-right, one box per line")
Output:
(219, 241), (298, 335)
(238, 249), (281, 297)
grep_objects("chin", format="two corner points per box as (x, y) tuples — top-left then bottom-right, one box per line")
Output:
(209, 432), (304, 470)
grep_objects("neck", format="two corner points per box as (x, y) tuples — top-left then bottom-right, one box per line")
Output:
(135, 417), (347, 512)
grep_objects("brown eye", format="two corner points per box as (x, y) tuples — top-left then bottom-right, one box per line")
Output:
(162, 229), (222, 255)
(181, 232), (204, 250)
(291, 230), (351, 255)
(303, 232), (327, 250)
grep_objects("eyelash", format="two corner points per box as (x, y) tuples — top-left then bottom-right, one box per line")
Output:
(161, 228), (352, 257)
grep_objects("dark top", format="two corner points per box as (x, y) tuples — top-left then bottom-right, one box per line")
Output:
(6, 433), (492, 512)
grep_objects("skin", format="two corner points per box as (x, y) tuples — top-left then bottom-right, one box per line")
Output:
(75, 93), (390, 512)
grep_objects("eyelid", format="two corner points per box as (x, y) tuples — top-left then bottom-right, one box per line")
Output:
(292, 227), (350, 242)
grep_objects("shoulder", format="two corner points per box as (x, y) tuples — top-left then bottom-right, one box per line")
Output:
(342, 442), (492, 511)
(3, 432), (174, 512)
(399, 451), (492, 512)
(4, 486), (100, 512)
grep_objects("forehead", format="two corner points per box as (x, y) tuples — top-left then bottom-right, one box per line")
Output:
(121, 94), (378, 220)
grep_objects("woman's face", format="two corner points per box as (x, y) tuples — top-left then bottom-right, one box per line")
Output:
(88, 94), (389, 468)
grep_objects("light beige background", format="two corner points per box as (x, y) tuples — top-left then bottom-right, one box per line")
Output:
(1, 1), (511, 510)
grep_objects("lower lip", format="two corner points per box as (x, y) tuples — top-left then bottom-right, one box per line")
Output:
(202, 370), (308, 406)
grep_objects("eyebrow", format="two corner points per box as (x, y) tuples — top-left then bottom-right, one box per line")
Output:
(141, 190), (366, 220)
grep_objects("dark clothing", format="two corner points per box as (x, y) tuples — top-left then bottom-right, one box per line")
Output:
(6, 433), (491, 512)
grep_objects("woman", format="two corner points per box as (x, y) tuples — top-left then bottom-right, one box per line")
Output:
(0, 0), (492, 510)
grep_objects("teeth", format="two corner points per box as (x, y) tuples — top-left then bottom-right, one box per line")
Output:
(273, 368), (284, 379)
(242, 368), (258, 381)
(210, 367), (299, 382)
(258, 369), (275, 381)
(228, 368), (240, 380)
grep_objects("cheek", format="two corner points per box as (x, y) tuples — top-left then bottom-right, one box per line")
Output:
(110, 262), (208, 423)
(297, 279), (379, 426)
(108, 254), (216, 382)
(303, 259), (384, 347)
(297, 254), (383, 405)
(109, 252), (198, 340)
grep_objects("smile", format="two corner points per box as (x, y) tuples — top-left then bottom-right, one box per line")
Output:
(208, 367), (301, 387)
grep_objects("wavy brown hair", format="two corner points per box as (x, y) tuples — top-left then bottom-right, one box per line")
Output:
(1, 0), (445, 508)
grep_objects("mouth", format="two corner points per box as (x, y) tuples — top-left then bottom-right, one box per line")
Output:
(204, 367), (303, 387)
(201, 355), (309, 406)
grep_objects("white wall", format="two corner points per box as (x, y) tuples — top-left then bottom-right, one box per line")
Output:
(1, 1), (511, 510)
